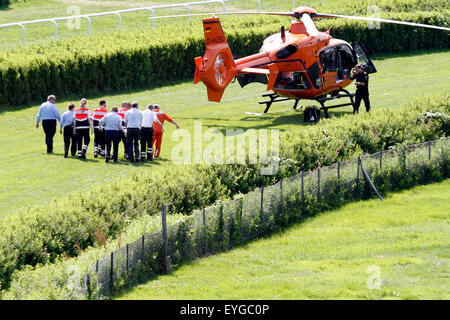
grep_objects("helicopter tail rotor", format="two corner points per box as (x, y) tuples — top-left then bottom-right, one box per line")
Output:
(194, 17), (236, 102)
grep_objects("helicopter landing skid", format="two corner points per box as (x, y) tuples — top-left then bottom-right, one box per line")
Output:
(315, 89), (355, 118)
(259, 93), (301, 113)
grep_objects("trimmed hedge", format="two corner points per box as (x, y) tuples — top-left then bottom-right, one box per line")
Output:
(3, 134), (449, 300)
(0, 94), (448, 292)
(0, 0), (27, 7)
(0, 11), (448, 106)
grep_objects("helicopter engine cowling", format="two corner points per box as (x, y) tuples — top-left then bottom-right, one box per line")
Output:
(193, 17), (237, 102)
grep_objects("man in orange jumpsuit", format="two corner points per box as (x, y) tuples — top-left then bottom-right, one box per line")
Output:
(152, 104), (180, 159)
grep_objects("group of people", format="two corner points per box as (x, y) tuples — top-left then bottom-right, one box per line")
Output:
(36, 95), (180, 163)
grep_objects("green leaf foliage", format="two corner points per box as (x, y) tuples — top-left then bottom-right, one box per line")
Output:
(0, 94), (448, 292)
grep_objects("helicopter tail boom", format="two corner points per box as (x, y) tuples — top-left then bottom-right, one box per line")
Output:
(194, 17), (236, 102)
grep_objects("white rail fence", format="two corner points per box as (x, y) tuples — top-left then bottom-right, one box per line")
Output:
(0, 0), (329, 46)
(0, 0), (252, 46)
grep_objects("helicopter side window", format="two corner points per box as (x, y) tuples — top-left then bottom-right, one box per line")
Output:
(276, 44), (298, 60)
(286, 71), (310, 89)
(320, 48), (337, 73)
(338, 45), (356, 70)
(307, 62), (322, 89)
(336, 44), (356, 79)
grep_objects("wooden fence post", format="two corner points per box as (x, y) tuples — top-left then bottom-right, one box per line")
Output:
(141, 235), (144, 265)
(161, 204), (168, 273)
(85, 273), (90, 296)
(317, 168), (321, 202)
(126, 243), (129, 273)
(337, 161), (340, 180)
(202, 208), (206, 255)
(428, 140), (431, 160)
(279, 180), (283, 223)
(357, 156), (360, 185)
(110, 252), (114, 292)
(280, 179), (283, 201)
(301, 171), (304, 202)
(403, 148), (407, 170)
(95, 260), (99, 294)
(379, 150), (383, 169)
(260, 187), (264, 213)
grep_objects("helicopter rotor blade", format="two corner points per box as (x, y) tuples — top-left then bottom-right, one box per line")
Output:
(147, 11), (299, 20)
(148, 11), (449, 32)
(300, 13), (319, 37)
(312, 13), (450, 31)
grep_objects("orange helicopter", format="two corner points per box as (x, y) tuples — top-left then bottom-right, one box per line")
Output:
(193, 7), (449, 118)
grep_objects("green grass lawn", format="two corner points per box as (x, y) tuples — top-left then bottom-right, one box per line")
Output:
(0, 0), (322, 49)
(116, 179), (450, 300)
(0, 49), (448, 217)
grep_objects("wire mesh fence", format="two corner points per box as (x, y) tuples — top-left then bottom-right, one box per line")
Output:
(83, 137), (449, 298)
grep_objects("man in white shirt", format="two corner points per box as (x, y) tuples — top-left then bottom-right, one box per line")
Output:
(99, 107), (125, 163)
(140, 104), (164, 161)
(59, 103), (76, 157)
(36, 95), (61, 153)
(124, 101), (143, 163)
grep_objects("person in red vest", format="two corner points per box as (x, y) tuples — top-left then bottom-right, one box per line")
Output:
(152, 104), (180, 159)
(117, 101), (131, 159)
(73, 98), (93, 159)
(92, 99), (108, 158)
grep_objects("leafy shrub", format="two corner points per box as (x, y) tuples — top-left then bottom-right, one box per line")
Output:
(4, 135), (448, 300)
(0, 94), (448, 293)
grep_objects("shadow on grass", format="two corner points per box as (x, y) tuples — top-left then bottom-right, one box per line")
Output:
(2, 47), (449, 116)
(44, 150), (171, 166)
(176, 108), (355, 132)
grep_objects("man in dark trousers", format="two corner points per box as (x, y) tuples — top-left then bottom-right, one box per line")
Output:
(92, 99), (108, 158)
(73, 98), (93, 159)
(99, 107), (125, 163)
(124, 101), (143, 163)
(350, 64), (370, 114)
(117, 101), (130, 159)
(36, 95), (61, 153)
(59, 102), (76, 157)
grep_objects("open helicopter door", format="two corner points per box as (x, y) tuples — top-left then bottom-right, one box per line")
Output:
(352, 41), (377, 74)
